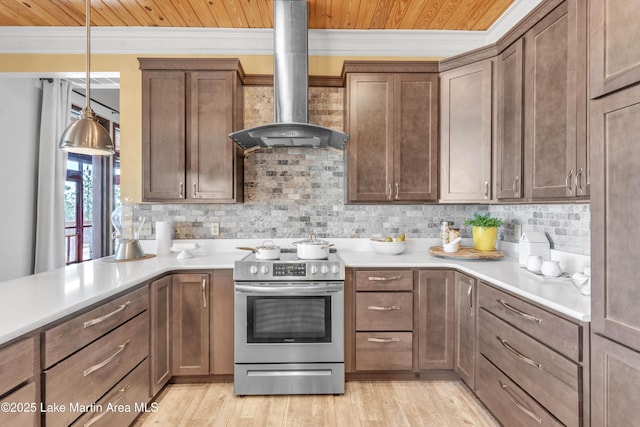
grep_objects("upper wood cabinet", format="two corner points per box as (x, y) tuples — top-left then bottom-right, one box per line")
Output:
(590, 83), (640, 352)
(344, 62), (439, 203)
(495, 39), (524, 200)
(590, 0), (640, 98)
(440, 59), (493, 202)
(140, 58), (244, 203)
(523, 0), (588, 199)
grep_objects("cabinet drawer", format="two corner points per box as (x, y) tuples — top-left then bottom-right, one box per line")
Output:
(355, 270), (413, 291)
(44, 312), (149, 427)
(0, 382), (38, 427)
(476, 355), (562, 427)
(0, 336), (36, 397)
(72, 359), (150, 427)
(44, 286), (149, 368)
(478, 282), (581, 361)
(356, 292), (413, 331)
(479, 309), (580, 427)
(355, 332), (413, 371)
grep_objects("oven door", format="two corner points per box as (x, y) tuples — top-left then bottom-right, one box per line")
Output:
(234, 282), (344, 364)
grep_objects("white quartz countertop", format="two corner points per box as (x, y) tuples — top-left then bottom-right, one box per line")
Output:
(0, 238), (591, 347)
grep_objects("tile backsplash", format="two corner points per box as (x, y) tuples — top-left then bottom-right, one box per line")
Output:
(135, 86), (590, 255)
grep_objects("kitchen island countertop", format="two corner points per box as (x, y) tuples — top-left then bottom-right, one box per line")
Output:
(0, 238), (590, 347)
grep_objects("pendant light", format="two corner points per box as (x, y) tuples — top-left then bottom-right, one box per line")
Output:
(59, 0), (115, 156)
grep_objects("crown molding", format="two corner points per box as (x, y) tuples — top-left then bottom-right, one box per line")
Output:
(0, 0), (540, 58)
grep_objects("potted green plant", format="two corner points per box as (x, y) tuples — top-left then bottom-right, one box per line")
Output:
(464, 213), (504, 251)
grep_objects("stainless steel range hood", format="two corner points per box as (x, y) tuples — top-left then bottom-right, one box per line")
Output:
(229, 0), (349, 150)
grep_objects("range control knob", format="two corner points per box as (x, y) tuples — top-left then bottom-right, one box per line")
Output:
(260, 265), (269, 275)
(310, 265), (319, 275)
(249, 265), (259, 274)
(321, 265), (330, 274)
(331, 265), (341, 274)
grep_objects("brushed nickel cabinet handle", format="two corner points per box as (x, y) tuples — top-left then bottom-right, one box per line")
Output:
(192, 183), (197, 198)
(497, 299), (542, 324)
(368, 276), (402, 282)
(467, 284), (473, 312)
(368, 337), (400, 343)
(83, 301), (131, 328)
(497, 337), (542, 369)
(566, 170), (574, 194)
(387, 184), (392, 200)
(84, 384), (130, 426)
(395, 182), (399, 199)
(202, 275), (207, 308)
(484, 181), (489, 199)
(576, 168), (584, 194)
(179, 182), (184, 198)
(367, 305), (401, 311)
(83, 340), (130, 377)
(512, 176), (519, 196)
(498, 380), (542, 424)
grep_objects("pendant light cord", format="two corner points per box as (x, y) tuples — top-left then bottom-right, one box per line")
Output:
(85, 0), (91, 110)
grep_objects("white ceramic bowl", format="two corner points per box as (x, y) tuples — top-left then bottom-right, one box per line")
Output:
(443, 242), (458, 253)
(369, 239), (407, 255)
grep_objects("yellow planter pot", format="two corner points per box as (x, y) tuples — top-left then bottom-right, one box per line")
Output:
(472, 226), (498, 251)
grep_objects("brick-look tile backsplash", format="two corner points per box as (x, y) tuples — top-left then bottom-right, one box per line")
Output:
(135, 86), (591, 255)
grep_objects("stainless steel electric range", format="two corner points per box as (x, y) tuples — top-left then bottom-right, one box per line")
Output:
(233, 248), (345, 396)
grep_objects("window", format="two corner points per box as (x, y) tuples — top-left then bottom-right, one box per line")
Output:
(64, 98), (119, 264)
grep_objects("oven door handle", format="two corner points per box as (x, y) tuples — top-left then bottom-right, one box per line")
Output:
(235, 284), (343, 294)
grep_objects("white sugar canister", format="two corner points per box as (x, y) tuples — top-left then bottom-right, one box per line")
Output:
(519, 231), (550, 267)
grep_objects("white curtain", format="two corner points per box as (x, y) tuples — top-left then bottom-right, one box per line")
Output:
(34, 79), (71, 273)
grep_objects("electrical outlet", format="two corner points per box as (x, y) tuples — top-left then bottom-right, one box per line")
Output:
(138, 222), (153, 237)
(210, 223), (220, 236)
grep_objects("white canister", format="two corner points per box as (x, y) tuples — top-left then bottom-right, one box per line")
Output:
(526, 255), (543, 273)
(540, 260), (562, 277)
(155, 221), (172, 255)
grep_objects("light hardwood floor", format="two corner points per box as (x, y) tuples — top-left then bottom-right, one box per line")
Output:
(134, 381), (498, 426)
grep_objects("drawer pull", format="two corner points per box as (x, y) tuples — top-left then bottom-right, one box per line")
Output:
(498, 380), (542, 424)
(467, 285), (473, 311)
(84, 384), (130, 427)
(83, 301), (131, 328)
(83, 340), (130, 377)
(497, 337), (542, 369)
(368, 337), (400, 343)
(368, 276), (402, 282)
(367, 305), (401, 311)
(497, 299), (542, 324)
(202, 275), (207, 308)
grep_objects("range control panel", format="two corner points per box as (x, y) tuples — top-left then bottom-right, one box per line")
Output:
(273, 263), (306, 277)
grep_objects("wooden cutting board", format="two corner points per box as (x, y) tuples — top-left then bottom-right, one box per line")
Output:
(429, 246), (504, 259)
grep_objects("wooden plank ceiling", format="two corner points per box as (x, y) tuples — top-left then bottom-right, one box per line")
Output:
(0, 0), (514, 30)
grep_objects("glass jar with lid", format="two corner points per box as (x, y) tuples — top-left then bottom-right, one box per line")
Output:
(440, 221), (454, 246)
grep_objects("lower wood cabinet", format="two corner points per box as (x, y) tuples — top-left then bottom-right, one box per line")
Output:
(210, 270), (234, 375)
(172, 273), (210, 376)
(454, 273), (476, 388)
(477, 282), (587, 427)
(591, 333), (640, 427)
(0, 336), (38, 427)
(417, 270), (455, 370)
(150, 276), (172, 395)
(0, 382), (38, 427)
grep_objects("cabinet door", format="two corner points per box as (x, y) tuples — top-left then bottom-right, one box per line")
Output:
(172, 273), (210, 375)
(590, 0), (640, 98)
(210, 270), (234, 375)
(591, 83), (640, 351)
(440, 60), (493, 202)
(142, 70), (186, 201)
(393, 73), (439, 201)
(418, 270), (454, 370)
(150, 276), (171, 395)
(188, 71), (243, 202)
(496, 39), (524, 200)
(346, 73), (394, 202)
(454, 273), (476, 389)
(524, 0), (586, 199)
(591, 333), (640, 427)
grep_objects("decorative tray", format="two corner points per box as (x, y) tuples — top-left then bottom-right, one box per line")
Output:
(428, 246), (504, 259)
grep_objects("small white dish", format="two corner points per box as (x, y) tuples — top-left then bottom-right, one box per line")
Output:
(171, 243), (200, 259)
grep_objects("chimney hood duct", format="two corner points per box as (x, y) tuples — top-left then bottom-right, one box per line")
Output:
(229, 0), (349, 150)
